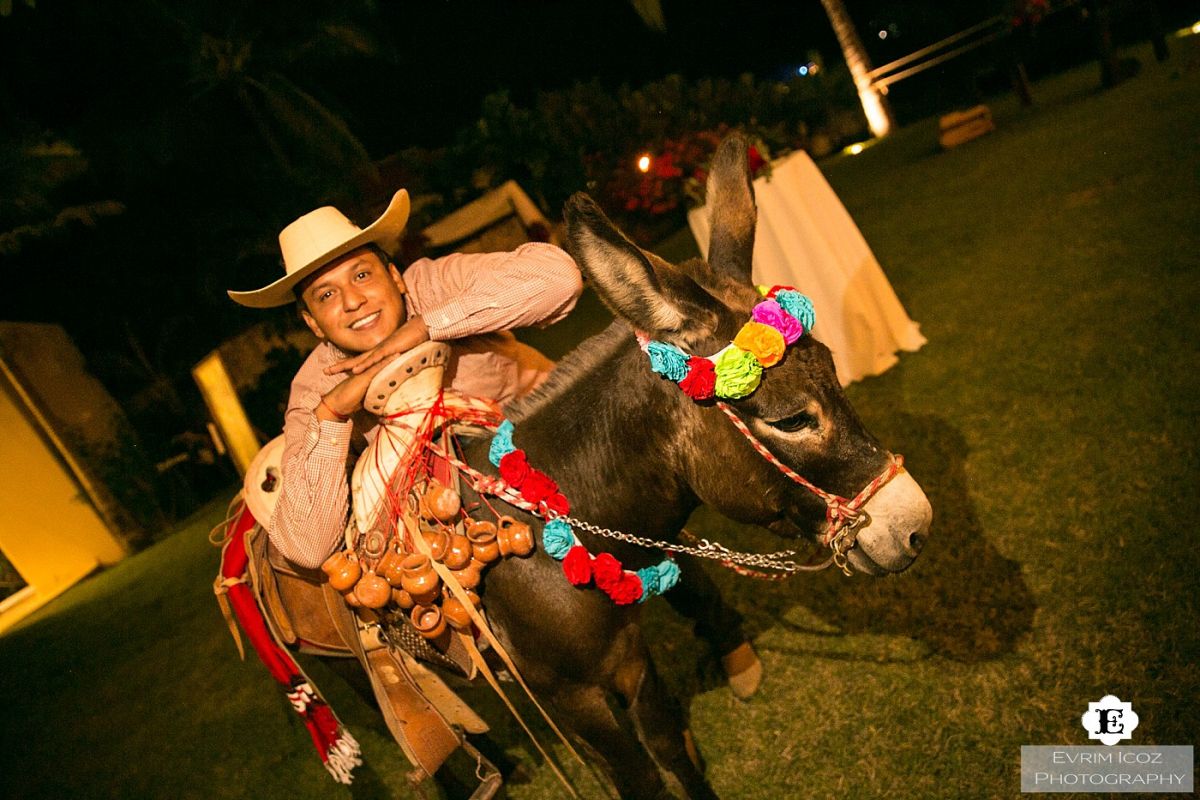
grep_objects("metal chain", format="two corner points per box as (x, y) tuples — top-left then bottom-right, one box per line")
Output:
(549, 511), (825, 574)
(427, 440), (836, 575)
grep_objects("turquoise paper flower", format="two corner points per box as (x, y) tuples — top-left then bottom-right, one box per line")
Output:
(646, 341), (691, 382)
(775, 290), (815, 332)
(655, 559), (681, 593)
(541, 519), (575, 559)
(489, 419), (515, 466)
(635, 566), (660, 601)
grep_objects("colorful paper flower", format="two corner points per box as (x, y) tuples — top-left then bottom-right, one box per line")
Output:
(499, 450), (531, 486)
(635, 565), (661, 600)
(520, 471), (558, 504)
(563, 546), (593, 585)
(678, 356), (716, 400)
(646, 341), (690, 382)
(733, 321), (787, 367)
(712, 347), (763, 398)
(541, 520), (574, 559)
(655, 559), (681, 593)
(775, 290), (815, 332)
(751, 299), (805, 344)
(488, 420), (515, 466)
(544, 492), (570, 516)
(591, 553), (624, 592)
(606, 572), (644, 605)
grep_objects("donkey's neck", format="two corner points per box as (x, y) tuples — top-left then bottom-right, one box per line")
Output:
(502, 322), (700, 555)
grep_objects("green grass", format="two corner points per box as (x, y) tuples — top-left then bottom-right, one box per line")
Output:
(4, 39), (1199, 799)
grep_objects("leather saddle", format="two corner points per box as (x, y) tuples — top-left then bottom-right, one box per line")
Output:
(239, 342), (499, 795)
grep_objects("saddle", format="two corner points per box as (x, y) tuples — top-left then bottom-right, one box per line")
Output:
(229, 342), (501, 794)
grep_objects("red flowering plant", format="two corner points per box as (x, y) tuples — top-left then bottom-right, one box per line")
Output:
(594, 127), (772, 241)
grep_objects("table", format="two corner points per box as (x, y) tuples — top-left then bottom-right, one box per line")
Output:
(688, 150), (925, 385)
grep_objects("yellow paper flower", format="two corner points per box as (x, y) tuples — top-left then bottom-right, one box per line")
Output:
(733, 321), (787, 367)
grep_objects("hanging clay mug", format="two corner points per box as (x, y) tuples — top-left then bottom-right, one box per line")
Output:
(377, 545), (406, 587)
(322, 550), (361, 592)
(342, 588), (363, 608)
(421, 480), (461, 523)
(354, 571), (392, 609)
(421, 528), (450, 562)
(450, 562), (482, 590)
(392, 587), (415, 610)
(442, 533), (473, 571)
(497, 516), (535, 558)
(441, 591), (473, 631)
(399, 554), (441, 605)
(466, 520), (500, 564)
(411, 603), (447, 640)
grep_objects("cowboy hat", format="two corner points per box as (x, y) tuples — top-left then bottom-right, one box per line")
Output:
(228, 189), (411, 309)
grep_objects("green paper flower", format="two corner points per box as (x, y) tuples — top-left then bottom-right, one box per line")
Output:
(712, 347), (763, 398)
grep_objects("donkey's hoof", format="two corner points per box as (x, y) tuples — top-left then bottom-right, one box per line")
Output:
(720, 641), (762, 700)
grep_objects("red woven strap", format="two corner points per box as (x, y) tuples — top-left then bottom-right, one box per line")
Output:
(715, 401), (904, 545)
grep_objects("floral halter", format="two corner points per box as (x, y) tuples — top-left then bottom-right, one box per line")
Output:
(638, 285), (816, 400)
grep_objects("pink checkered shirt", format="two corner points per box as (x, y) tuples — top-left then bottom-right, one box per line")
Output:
(267, 242), (582, 568)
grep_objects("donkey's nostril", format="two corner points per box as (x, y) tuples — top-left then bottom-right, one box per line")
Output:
(906, 531), (925, 555)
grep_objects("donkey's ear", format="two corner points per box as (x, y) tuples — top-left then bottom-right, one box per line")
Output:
(705, 134), (757, 282)
(566, 193), (711, 339)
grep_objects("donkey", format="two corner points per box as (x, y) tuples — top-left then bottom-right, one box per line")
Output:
(451, 135), (933, 799)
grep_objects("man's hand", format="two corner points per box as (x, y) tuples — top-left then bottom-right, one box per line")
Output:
(315, 357), (397, 421)
(324, 315), (430, 377)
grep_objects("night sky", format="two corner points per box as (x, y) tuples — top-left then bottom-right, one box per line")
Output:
(2, 0), (1197, 487)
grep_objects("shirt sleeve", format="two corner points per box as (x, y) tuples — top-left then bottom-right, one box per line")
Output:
(404, 242), (583, 341)
(267, 349), (355, 570)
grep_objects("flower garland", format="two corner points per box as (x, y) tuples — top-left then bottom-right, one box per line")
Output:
(639, 284), (815, 400)
(488, 419), (681, 605)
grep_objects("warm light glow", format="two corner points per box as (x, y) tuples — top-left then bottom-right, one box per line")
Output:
(637, 154), (652, 173)
(1192, 20), (1200, 34)
(847, 143), (865, 155)
(809, 63), (820, 75)
(1175, 20), (1200, 36)
(857, 87), (893, 137)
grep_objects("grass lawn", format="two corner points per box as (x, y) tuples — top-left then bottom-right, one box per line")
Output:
(3, 37), (1199, 800)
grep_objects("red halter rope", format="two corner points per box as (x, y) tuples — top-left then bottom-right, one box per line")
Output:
(714, 401), (905, 575)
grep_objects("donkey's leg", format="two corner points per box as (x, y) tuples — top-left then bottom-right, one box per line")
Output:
(611, 643), (721, 800)
(551, 681), (675, 799)
(663, 560), (762, 699)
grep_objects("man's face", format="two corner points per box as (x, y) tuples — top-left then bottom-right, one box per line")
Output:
(298, 247), (407, 354)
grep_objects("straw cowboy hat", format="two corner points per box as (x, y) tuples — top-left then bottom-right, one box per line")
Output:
(228, 189), (411, 309)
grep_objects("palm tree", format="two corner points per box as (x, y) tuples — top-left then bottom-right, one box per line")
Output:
(818, 0), (895, 137)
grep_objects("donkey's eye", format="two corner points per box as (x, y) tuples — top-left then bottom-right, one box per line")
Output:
(768, 411), (819, 433)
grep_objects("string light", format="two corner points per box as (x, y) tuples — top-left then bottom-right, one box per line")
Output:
(637, 154), (652, 173)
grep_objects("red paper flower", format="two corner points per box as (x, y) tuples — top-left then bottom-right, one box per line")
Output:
(591, 553), (624, 592)
(520, 471), (558, 504)
(562, 546), (593, 585)
(499, 450), (531, 486)
(544, 492), (570, 516)
(605, 573), (644, 605)
(765, 284), (789, 299)
(678, 357), (716, 400)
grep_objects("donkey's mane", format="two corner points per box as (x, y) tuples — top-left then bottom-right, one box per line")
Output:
(505, 320), (631, 423)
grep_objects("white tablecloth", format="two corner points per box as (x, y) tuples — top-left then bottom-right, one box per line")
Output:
(688, 150), (925, 386)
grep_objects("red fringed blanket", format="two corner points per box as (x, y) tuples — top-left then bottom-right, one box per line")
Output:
(216, 504), (362, 784)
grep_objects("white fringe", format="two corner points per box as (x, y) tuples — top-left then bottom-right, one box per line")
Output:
(323, 729), (363, 785)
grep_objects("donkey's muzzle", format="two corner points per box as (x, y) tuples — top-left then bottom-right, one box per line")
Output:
(853, 470), (933, 573)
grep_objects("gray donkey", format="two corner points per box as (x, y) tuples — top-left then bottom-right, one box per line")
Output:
(453, 135), (932, 798)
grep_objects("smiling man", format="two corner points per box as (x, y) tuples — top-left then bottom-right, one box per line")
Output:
(228, 189), (582, 569)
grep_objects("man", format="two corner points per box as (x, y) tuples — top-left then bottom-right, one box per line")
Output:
(228, 189), (582, 569)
